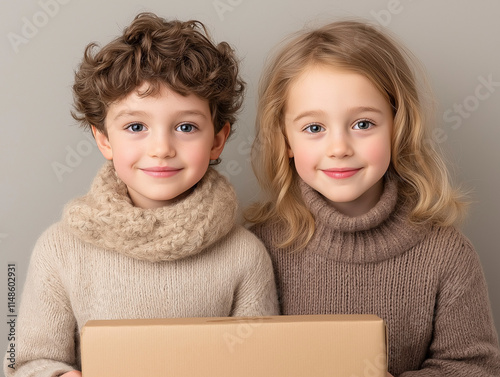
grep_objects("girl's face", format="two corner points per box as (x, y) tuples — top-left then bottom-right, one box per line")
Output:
(284, 65), (393, 217)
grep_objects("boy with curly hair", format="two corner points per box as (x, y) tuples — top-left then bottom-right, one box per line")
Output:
(5, 12), (278, 377)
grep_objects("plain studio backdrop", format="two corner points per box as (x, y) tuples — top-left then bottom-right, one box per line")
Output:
(1, 0), (499, 367)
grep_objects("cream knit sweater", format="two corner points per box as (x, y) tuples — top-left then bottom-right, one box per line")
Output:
(5, 163), (279, 377)
(252, 178), (500, 376)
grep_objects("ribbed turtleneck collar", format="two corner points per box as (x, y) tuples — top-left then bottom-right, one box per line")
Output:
(300, 177), (429, 263)
(62, 162), (237, 262)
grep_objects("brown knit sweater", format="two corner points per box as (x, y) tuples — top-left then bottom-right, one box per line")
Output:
(251, 178), (500, 376)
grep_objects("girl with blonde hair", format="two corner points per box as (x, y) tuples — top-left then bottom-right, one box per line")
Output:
(247, 20), (500, 376)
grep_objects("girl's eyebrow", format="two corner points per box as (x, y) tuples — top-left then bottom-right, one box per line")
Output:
(347, 106), (383, 115)
(291, 110), (326, 123)
(291, 106), (383, 123)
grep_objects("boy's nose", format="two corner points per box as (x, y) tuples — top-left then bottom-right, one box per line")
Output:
(149, 135), (175, 159)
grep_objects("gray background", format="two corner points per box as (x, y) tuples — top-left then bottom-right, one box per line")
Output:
(1, 0), (499, 369)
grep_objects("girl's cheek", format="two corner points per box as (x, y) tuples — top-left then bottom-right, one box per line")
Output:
(365, 139), (392, 169)
(293, 149), (317, 176)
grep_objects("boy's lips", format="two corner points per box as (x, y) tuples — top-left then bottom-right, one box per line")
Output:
(141, 166), (182, 178)
(322, 168), (361, 179)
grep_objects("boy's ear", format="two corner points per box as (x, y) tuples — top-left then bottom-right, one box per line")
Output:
(210, 122), (231, 160)
(92, 126), (113, 160)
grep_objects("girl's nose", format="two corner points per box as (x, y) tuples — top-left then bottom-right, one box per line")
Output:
(327, 130), (354, 158)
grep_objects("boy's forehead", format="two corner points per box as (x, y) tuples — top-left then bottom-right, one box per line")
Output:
(125, 82), (209, 105)
(105, 84), (212, 122)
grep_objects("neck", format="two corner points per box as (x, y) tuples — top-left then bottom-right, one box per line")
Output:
(327, 179), (384, 217)
(297, 176), (429, 263)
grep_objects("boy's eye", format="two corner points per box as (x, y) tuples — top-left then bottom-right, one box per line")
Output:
(304, 124), (324, 133)
(353, 120), (374, 130)
(176, 123), (196, 133)
(126, 123), (145, 132)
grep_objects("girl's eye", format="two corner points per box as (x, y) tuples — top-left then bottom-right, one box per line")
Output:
(176, 123), (196, 133)
(304, 124), (325, 133)
(353, 120), (374, 130)
(126, 123), (145, 132)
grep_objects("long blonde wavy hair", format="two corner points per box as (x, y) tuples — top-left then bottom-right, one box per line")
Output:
(245, 20), (467, 251)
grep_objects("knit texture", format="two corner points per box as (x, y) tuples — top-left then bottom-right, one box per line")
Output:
(5, 163), (279, 377)
(63, 162), (238, 262)
(252, 178), (500, 377)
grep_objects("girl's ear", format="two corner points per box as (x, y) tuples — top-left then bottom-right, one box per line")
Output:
(284, 132), (294, 158)
(92, 126), (113, 160)
(210, 122), (231, 160)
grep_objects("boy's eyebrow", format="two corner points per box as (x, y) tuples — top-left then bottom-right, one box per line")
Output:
(112, 110), (209, 121)
(291, 106), (383, 123)
(176, 110), (210, 119)
(113, 110), (148, 121)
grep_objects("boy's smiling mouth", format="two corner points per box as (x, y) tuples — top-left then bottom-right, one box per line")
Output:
(140, 166), (182, 178)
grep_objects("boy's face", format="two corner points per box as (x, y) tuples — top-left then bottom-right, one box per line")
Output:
(93, 82), (229, 209)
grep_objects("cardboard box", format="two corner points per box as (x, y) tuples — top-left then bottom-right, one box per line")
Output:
(81, 314), (387, 377)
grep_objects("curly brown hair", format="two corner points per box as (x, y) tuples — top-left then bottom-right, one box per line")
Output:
(72, 12), (245, 136)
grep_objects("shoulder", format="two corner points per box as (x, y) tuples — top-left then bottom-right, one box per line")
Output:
(423, 225), (477, 264)
(424, 225), (485, 287)
(30, 222), (87, 265)
(425, 225), (473, 251)
(223, 225), (268, 253)
(248, 221), (284, 251)
(216, 225), (273, 265)
(421, 227), (497, 320)
(249, 219), (277, 235)
(34, 222), (80, 250)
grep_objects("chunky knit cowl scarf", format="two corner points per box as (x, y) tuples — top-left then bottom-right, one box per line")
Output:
(62, 162), (237, 262)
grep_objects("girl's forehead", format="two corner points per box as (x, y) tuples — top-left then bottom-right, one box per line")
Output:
(287, 66), (389, 105)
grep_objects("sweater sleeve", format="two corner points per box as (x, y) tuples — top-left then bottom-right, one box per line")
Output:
(3, 226), (78, 377)
(229, 228), (280, 317)
(400, 234), (500, 377)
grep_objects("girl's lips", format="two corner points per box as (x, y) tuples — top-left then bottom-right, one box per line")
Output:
(141, 167), (182, 178)
(322, 168), (361, 179)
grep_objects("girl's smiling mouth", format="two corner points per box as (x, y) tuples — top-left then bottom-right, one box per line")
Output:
(322, 168), (362, 179)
